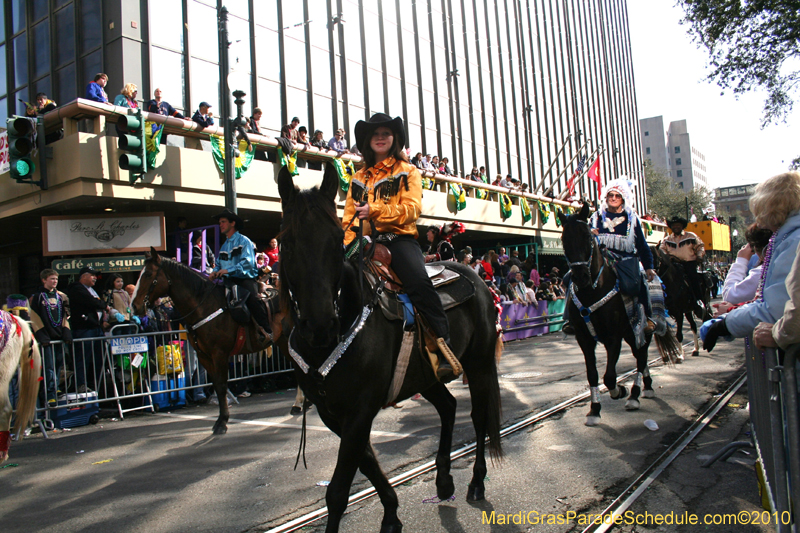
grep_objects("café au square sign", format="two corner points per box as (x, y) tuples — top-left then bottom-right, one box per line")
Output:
(42, 212), (166, 256)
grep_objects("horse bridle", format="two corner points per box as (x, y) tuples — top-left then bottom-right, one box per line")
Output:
(141, 262), (217, 326)
(565, 220), (606, 290)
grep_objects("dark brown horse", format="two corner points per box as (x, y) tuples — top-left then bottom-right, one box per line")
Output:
(131, 251), (285, 434)
(278, 163), (503, 532)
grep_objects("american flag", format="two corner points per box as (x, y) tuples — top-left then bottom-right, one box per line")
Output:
(565, 155), (587, 195)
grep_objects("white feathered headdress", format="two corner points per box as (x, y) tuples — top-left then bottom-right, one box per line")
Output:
(601, 178), (638, 214)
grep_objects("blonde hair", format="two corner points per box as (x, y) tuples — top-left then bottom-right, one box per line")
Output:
(750, 172), (800, 229)
(120, 83), (138, 99)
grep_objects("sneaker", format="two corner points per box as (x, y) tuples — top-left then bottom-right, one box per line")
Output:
(237, 391), (251, 398)
(208, 393), (219, 405)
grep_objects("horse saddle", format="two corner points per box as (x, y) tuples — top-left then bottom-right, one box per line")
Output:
(223, 282), (280, 326)
(363, 243), (475, 325)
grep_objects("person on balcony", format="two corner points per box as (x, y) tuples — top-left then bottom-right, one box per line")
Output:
(147, 88), (184, 145)
(191, 101), (214, 128)
(85, 73), (109, 103)
(113, 84), (138, 108)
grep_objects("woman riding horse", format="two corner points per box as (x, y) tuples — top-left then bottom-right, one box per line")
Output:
(563, 179), (657, 335)
(344, 113), (457, 380)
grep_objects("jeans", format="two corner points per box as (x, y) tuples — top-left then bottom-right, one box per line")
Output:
(72, 328), (105, 390)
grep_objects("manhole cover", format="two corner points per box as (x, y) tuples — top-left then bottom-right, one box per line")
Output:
(501, 371), (543, 380)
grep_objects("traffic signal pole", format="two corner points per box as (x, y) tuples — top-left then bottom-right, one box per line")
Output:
(218, 4), (236, 213)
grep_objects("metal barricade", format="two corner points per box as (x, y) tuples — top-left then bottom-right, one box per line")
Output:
(30, 327), (295, 430)
(742, 339), (799, 533)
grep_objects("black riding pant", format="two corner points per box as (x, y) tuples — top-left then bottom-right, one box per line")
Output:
(230, 277), (272, 332)
(386, 235), (450, 342)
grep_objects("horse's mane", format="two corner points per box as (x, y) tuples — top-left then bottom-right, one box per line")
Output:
(278, 186), (344, 318)
(151, 256), (216, 295)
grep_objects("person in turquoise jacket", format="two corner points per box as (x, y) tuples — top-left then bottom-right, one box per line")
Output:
(208, 209), (272, 341)
(704, 172), (800, 351)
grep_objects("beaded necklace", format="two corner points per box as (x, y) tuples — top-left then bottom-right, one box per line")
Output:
(756, 232), (789, 301)
(43, 289), (63, 327)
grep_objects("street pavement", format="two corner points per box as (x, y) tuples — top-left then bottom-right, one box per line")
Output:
(1, 331), (769, 533)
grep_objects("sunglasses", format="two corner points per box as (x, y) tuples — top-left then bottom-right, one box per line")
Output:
(607, 193), (623, 199)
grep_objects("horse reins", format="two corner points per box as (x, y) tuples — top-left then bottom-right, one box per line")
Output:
(142, 262), (221, 328)
(565, 220), (606, 290)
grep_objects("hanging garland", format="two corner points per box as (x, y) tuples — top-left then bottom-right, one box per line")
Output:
(449, 183), (467, 211)
(500, 193), (512, 219)
(537, 200), (551, 224)
(555, 207), (565, 227)
(332, 158), (356, 192)
(211, 136), (256, 179)
(520, 197), (532, 223)
(642, 221), (654, 236)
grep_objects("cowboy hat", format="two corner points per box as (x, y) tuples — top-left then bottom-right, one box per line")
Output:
(212, 208), (245, 230)
(667, 216), (688, 229)
(354, 113), (406, 152)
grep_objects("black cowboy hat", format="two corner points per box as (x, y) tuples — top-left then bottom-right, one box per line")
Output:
(354, 113), (405, 153)
(212, 208), (245, 230)
(667, 216), (688, 229)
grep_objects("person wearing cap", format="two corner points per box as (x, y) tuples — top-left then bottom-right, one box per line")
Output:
(192, 101), (215, 128)
(562, 179), (657, 336)
(660, 215), (706, 314)
(208, 209), (273, 342)
(344, 112), (458, 381)
(425, 222), (464, 263)
(67, 266), (112, 393)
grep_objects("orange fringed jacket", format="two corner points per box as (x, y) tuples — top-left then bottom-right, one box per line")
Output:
(342, 157), (423, 245)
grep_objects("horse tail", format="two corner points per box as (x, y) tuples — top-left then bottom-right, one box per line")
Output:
(654, 327), (682, 366)
(13, 323), (41, 439)
(486, 346), (504, 463)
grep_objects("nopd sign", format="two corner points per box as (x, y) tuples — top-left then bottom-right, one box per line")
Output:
(52, 255), (147, 275)
(43, 212), (165, 256)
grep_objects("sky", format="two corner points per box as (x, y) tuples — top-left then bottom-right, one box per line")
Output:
(626, 1), (798, 189)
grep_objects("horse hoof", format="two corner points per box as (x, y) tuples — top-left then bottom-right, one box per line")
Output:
(585, 415), (601, 426)
(625, 399), (640, 410)
(379, 523), (403, 533)
(691, 350), (700, 357)
(437, 476), (455, 500)
(466, 484), (485, 501)
(643, 390), (655, 399)
(290, 405), (302, 415)
(609, 385), (627, 400)
(212, 424), (228, 435)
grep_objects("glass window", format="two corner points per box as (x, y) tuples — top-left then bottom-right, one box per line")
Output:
(281, 0), (305, 41)
(255, 27), (280, 82)
(416, 0), (429, 40)
(418, 43), (432, 92)
(383, 0), (396, 25)
(644, 131), (649, 136)
(364, 12), (381, 71)
(678, 181), (684, 189)
(14, 34), (28, 88)
(645, 147), (650, 154)
(228, 16), (252, 73)
(421, 89), (435, 128)
(55, 0), (71, 6)
(367, 67), (383, 114)
(308, 0), (330, 51)
(12, 0), (26, 35)
(32, 0), (48, 22)
(383, 21), (400, 76)
(32, 21), (50, 79)
(438, 94), (450, 137)
(310, 46), (331, 97)
(386, 76), (402, 117)
(405, 83), (420, 126)
(676, 157), (681, 165)
(55, 4), (75, 67)
(0, 45), (6, 96)
(343, 6), (362, 65)
(81, 49), (102, 89)
(286, 86), (308, 124)
(151, 47), (186, 112)
(150, 0), (184, 51)
(56, 63), (76, 104)
(226, 0), (249, 19)
(188, 1), (219, 62)
(0, 98), (7, 124)
(284, 37), (307, 91)
(81, 0), (102, 53)
(407, 123), (421, 153)
(253, 0), (278, 31)
(402, 30), (418, 87)
(345, 59), (363, 108)
(0, 5), (5, 42)
(312, 93), (332, 136)
(675, 146), (680, 153)
(190, 58), (220, 110)
(256, 77), (281, 122)
(34, 76), (51, 100)
(11, 90), (28, 116)
(677, 170), (683, 177)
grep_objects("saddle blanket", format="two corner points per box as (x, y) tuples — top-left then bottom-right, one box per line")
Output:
(374, 267), (476, 324)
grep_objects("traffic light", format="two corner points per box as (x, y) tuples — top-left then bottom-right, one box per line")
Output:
(117, 109), (147, 183)
(7, 116), (35, 181)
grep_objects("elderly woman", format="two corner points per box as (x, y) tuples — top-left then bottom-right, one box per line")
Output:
(720, 224), (773, 305)
(704, 172), (800, 351)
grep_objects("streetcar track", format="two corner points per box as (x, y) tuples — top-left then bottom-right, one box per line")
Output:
(261, 342), (696, 533)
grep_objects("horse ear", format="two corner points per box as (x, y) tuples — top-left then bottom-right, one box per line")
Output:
(278, 165), (297, 204)
(150, 246), (161, 265)
(320, 162), (339, 200)
(557, 208), (567, 226)
(579, 202), (590, 220)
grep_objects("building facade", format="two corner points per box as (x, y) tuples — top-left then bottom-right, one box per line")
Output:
(714, 184), (756, 226)
(2, 0), (646, 210)
(639, 115), (708, 192)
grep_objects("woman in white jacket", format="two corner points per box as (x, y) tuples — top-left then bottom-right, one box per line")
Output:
(705, 172), (800, 351)
(720, 224), (773, 304)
